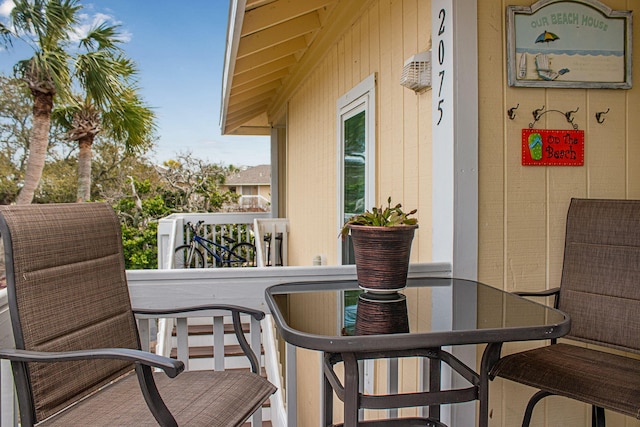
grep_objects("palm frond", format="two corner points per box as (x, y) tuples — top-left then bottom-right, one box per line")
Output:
(102, 90), (156, 152)
(42, 0), (80, 48)
(51, 101), (82, 130)
(0, 23), (14, 48)
(80, 23), (124, 53)
(74, 51), (137, 108)
(10, 0), (46, 38)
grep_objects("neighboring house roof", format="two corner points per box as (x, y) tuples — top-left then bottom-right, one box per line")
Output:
(225, 165), (271, 186)
(220, 0), (369, 135)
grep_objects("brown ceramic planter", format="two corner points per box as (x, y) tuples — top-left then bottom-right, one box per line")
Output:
(348, 223), (418, 292)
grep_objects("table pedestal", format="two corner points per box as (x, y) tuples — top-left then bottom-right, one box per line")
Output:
(322, 347), (481, 427)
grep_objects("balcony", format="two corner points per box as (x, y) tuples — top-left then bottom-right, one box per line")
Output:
(0, 211), (451, 426)
(234, 195), (271, 212)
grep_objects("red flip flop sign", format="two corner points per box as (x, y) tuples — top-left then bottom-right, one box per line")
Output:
(522, 129), (584, 166)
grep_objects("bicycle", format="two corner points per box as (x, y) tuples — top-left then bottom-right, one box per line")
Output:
(174, 221), (257, 268)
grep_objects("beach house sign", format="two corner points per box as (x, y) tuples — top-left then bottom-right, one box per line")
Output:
(507, 0), (632, 89)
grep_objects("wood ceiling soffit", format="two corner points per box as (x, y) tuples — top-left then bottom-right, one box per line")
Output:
(223, 0), (342, 133)
(227, 126), (270, 136)
(230, 84), (278, 105)
(241, 0), (336, 36)
(227, 93), (270, 115)
(227, 107), (270, 128)
(228, 100), (269, 118)
(236, 37), (307, 70)
(232, 56), (296, 84)
(232, 71), (287, 95)
(225, 111), (268, 134)
(227, 106), (271, 125)
(241, 112), (269, 127)
(315, 2), (333, 22)
(233, 66), (289, 87)
(237, 13), (320, 58)
(227, 110), (270, 128)
(245, 0), (275, 12)
(267, 0), (374, 118)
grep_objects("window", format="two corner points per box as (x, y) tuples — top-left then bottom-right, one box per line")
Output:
(242, 185), (257, 196)
(337, 74), (376, 264)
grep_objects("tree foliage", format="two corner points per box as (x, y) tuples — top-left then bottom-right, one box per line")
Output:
(0, 75), (72, 203)
(111, 154), (240, 269)
(53, 23), (156, 202)
(2, 0), (155, 204)
(2, 0), (82, 204)
(1, 73), (242, 269)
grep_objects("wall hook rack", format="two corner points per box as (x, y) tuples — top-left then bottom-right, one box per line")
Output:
(595, 108), (610, 124)
(507, 104), (519, 120)
(529, 105), (580, 130)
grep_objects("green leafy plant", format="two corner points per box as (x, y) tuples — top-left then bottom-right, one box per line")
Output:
(340, 197), (417, 238)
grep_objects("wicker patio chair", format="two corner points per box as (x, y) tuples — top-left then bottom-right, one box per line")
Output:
(490, 198), (640, 427)
(0, 203), (276, 426)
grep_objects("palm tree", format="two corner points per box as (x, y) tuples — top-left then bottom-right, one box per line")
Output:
(1, 0), (80, 204)
(2, 2), (155, 203)
(55, 24), (155, 202)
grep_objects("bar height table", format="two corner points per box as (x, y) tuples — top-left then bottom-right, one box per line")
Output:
(265, 277), (570, 427)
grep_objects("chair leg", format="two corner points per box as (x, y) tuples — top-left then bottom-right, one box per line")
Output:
(592, 405), (605, 427)
(522, 390), (552, 427)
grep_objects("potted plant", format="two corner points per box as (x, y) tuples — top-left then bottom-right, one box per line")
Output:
(341, 197), (418, 292)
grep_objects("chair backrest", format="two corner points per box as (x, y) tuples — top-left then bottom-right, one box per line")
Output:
(253, 218), (289, 267)
(558, 198), (640, 353)
(0, 203), (140, 423)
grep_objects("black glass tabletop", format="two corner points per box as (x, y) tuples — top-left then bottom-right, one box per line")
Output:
(266, 277), (569, 353)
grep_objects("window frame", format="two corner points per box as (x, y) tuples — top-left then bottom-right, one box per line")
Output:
(336, 74), (376, 264)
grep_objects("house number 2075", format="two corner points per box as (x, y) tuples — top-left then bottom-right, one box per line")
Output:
(436, 8), (446, 126)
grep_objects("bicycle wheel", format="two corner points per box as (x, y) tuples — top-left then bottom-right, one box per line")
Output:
(225, 242), (257, 267)
(174, 245), (204, 268)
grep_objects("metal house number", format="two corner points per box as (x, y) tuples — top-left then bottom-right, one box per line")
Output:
(436, 8), (446, 126)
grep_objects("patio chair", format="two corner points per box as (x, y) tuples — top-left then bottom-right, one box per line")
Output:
(0, 203), (276, 426)
(490, 198), (640, 427)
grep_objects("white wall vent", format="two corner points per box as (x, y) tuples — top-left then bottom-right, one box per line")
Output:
(400, 51), (431, 93)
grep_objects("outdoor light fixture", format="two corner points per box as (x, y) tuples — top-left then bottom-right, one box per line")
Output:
(400, 50), (432, 93)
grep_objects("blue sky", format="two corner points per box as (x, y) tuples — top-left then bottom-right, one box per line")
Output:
(0, 0), (270, 166)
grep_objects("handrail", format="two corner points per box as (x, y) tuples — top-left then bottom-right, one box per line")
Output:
(263, 314), (286, 426)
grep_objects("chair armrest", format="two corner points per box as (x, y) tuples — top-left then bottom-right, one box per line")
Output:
(0, 348), (185, 378)
(513, 287), (560, 297)
(133, 305), (265, 374)
(514, 287), (560, 309)
(133, 304), (265, 321)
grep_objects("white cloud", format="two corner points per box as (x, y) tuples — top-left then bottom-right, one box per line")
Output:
(70, 11), (132, 44)
(0, 0), (14, 18)
(0, 2), (131, 47)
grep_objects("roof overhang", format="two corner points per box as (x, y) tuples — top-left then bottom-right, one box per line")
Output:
(220, 0), (370, 136)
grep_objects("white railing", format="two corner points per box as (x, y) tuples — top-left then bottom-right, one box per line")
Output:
(253, 218), (289, 267)
(157, 211), (272, 269)
(236, 195), (270, 211)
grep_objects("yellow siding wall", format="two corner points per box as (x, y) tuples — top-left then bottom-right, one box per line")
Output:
(479, 1), (640, 426)
(282, 1), (431, 424)
(280, 0), (640, 425)
(285, 0), (432, 267)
